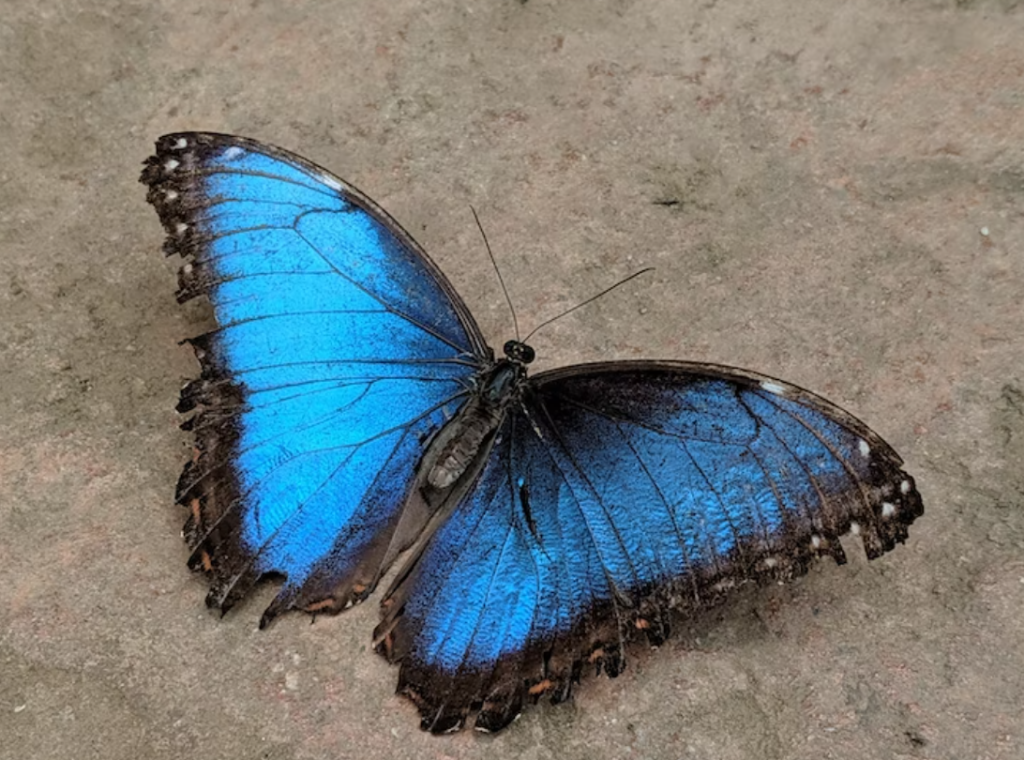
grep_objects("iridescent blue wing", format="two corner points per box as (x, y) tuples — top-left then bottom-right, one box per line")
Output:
(141, 133), (489, 625)
(375, 362), (923, 732)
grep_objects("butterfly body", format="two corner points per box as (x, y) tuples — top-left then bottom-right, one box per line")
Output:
(142, 133), (923, 733)
(426, 350), (529, 490)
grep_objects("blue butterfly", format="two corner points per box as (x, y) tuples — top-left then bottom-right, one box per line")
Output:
(141, 133), (923, 733)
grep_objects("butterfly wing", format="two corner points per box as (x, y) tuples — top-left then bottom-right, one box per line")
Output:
(375, 361), (923, 732)
(141, 133), (489, 625)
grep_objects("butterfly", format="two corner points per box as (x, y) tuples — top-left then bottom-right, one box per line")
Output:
(141, 133), (923, 733)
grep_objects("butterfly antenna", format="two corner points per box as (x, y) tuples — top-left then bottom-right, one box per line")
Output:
(471, 207), (520, 341)
(522, 267), (654, 343)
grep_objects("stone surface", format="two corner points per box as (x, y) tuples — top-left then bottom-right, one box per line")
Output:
(1, 1), (1022, 758)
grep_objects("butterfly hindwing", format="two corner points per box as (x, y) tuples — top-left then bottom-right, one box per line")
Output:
(141, 133), (488, 624)
(375, 362), (923, 732)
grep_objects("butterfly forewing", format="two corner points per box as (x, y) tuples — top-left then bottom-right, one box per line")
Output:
(141, 133), (487, 624)
(375, 363), (922, 732)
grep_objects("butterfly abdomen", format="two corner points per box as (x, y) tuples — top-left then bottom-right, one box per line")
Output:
(427, 403), (504, 489)
(426, 359), (527, 489)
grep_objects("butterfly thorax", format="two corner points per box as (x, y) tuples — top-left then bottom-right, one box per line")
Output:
(425, 342), (534, 490)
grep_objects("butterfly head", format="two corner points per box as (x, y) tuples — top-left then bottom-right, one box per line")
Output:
(503, 340), (535, 365)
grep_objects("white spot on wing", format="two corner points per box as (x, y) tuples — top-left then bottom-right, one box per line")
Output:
(760, 381), (787, 395)
(881, 502), (896, 518)
(182, 263), (193, 275)
(164, 159), (180, 172)
(318, 172), (344, 192)
(849, 521), (861, 536)
(172, 137), (188, 150)
(900, 479), (911, 495)
(175, 223), (188, 235)
(164, 189), (178, 201)
(222, 146), (244, 160)
(811, 534), (823, 550)
(858, 439), (871, 458)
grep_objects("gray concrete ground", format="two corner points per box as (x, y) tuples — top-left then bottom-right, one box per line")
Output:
(2, 1), (1023, 758)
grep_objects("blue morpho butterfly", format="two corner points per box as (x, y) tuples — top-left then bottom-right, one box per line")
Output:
(141, 133), (923, 733)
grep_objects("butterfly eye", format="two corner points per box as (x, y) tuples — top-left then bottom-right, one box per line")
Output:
(503, 340), (535, 364)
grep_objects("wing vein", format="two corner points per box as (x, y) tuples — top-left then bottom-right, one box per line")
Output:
(290, 219), (474, 356)
(527, 398), (643, 603)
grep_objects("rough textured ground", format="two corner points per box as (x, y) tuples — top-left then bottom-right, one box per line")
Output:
(2, 1), (1023, 758)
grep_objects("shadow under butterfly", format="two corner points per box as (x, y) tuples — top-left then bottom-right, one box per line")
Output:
(141, 133), (923, 734)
